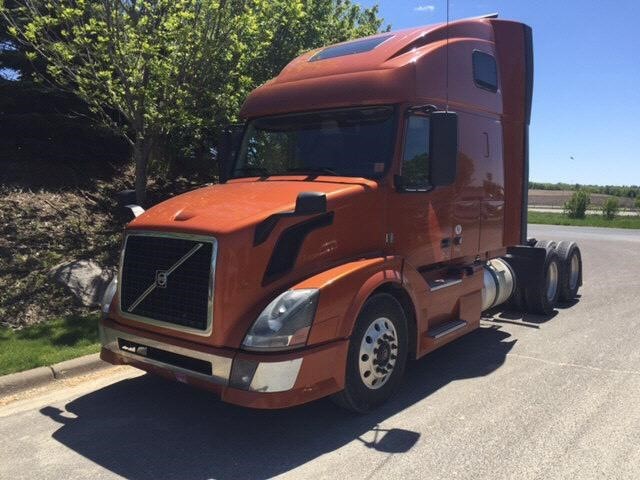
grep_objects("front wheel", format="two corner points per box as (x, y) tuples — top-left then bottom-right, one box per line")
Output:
(332, 293), (409, 413)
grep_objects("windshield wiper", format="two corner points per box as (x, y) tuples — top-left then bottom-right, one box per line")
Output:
(285, 166), (338, 176)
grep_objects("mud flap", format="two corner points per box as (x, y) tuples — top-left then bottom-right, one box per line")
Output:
(503, 245), (547, 289)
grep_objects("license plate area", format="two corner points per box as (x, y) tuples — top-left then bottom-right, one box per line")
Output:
(117, 338), (213, 376)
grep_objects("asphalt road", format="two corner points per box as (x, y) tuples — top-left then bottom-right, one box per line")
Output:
(2, 224), (640, 480)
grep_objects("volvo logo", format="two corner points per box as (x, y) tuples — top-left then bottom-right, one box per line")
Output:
(155, 270), (168, 288)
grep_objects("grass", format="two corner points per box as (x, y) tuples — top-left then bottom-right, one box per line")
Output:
(528, 211), (640, 229)
(0, 313), (100, 376)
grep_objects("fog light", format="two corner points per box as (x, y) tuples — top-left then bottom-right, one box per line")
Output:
(229, 358), (258, 390)
(228, 357), (303, 393)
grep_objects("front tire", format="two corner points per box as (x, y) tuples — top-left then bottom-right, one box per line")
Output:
(332, 293), (408, 413)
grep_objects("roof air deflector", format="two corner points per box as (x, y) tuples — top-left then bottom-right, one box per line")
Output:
(309, 34), (394, 62)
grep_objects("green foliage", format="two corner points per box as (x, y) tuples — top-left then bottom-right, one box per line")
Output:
(635, 197), (640, 212)
(602, 197), (619, 220)
(2, 1), (386, 203)
(529, 211), (640, 229)
(563, 190), (590, 219)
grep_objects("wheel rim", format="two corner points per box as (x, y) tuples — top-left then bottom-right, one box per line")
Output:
(569, 253), (580, 290)
(546, 260), (559, 302)
(358, 317), (398, 390)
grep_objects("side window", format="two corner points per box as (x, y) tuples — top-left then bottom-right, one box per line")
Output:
(402, 115), (430, 190)
(472, 50), (498, 92)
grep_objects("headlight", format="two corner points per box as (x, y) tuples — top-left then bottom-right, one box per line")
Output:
(242, 289), (319, 351)
(101, 276), (118, 318)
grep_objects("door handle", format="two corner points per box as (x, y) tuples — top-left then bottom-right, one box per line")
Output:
(441, 238), (452, 249)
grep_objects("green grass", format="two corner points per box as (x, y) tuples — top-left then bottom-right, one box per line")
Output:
(0, 313), (100, 376)
(528, 211), (640, 229)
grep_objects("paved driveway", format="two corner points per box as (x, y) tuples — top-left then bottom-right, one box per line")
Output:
(1, 224), (639, 480)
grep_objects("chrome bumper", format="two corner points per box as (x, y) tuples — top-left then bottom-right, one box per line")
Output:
(100, 324), (233, 385)
(100, 323), (303, 393)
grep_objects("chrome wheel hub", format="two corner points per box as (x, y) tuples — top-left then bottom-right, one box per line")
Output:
(358, 317), (398, 390)
(569, 253), (580, 290)
(546, 260), (559, 302)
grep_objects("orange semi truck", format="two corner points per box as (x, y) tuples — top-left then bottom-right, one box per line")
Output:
(100, 15), (583, 412)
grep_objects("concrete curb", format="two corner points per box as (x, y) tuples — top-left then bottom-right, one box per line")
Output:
(0, 353), (110, 397)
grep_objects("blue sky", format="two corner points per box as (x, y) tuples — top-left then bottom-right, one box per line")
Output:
(357, 0), (640, 186)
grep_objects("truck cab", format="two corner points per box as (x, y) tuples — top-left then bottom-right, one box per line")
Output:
(100, 16), (582, 411)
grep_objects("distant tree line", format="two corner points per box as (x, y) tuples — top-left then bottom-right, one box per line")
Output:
(1, 1), (387, 204)
(530, 182), (640, 199)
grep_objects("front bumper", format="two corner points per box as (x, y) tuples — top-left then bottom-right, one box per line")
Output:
(100, 318), (348, 409)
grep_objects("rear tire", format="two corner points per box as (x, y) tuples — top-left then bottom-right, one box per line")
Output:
(535, 239), (556, 252)
(555, 241), (582, 301)
(525, 246), (561, 315)
(332, 293), (408, 413)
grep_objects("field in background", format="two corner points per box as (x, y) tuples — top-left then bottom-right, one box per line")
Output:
(528, 189), (636, 209)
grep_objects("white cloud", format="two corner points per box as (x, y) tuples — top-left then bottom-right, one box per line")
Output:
(414, 5), (435, 12)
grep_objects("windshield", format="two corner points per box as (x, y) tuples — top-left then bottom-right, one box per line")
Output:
(232, 106), (396, 179)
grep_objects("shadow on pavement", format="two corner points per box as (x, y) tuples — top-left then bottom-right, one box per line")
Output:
(41, 325), (516, 480)
(484, 297), (581, 329)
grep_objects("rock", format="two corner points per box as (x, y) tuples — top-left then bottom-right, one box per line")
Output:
(50, 260), (115, 307)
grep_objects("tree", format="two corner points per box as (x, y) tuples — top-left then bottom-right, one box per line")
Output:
(0, 0), (31, 80)
(564, 190), (590, 219)
(2, 0), (385, 205)
(602, 197), (619, 220)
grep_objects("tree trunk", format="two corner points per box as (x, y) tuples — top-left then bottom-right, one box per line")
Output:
(133, 136), (153, 206)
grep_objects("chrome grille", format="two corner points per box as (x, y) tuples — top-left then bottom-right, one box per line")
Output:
(119, 232), (216, 333)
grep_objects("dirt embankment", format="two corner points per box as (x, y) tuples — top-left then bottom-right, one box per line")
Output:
(0, 159), (203, 329)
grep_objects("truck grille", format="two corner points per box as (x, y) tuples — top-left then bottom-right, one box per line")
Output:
(119, 233), (216, 332)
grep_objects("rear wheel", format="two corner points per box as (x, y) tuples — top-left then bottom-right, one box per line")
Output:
(535, 239), (556, 252)
(525, 245), (561, 315)
(555, 241), (582, 301)
(332, 293), (408, 413)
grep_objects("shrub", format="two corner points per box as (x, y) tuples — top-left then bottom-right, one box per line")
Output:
(564, 190), (590, 219)
(602, 197), (620, 220)
(635, 197), (640, 215)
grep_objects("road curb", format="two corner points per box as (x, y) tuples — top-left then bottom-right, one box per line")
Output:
(0, 353), (110, 397)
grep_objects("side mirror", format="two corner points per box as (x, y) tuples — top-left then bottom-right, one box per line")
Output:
(115, 189), (137, 208)
(429, 111), (458, 186)
(217, 124), (244, 183)
(294, 192), (327, 215)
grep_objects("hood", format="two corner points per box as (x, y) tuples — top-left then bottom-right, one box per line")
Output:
(129, 177), (377, 235)
(118, 176), (385, 348)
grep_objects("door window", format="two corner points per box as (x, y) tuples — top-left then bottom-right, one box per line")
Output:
(402, 115), (430, 191)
